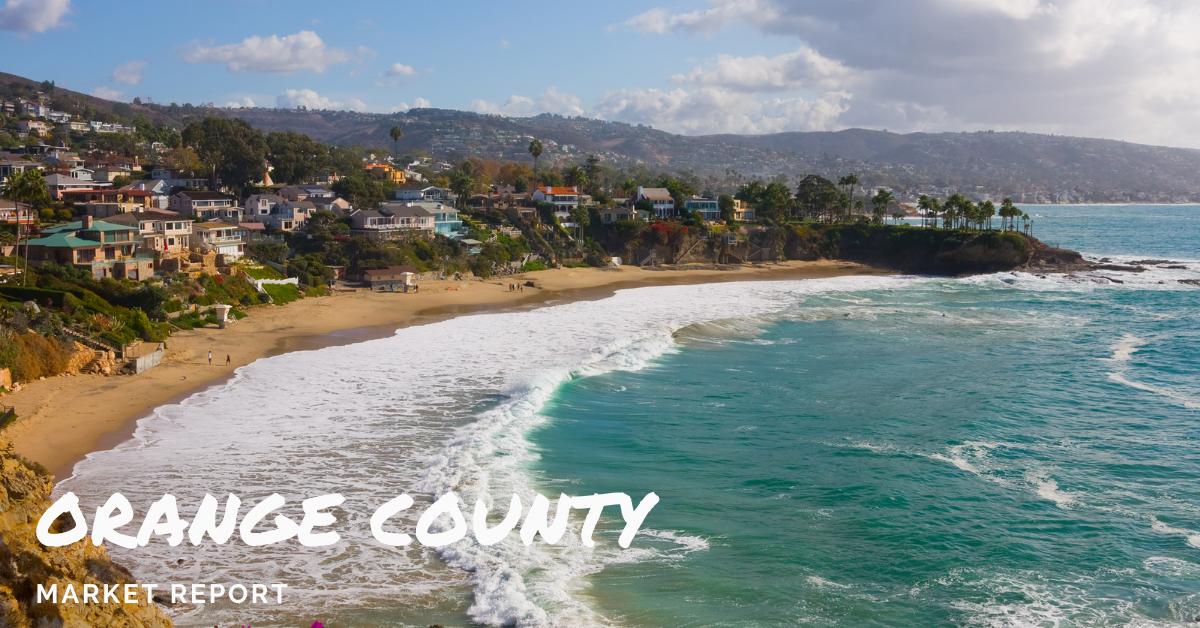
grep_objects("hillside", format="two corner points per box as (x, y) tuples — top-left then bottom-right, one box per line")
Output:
(6, 71), (1200, 202)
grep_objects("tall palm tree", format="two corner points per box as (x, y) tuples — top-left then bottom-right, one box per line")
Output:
(837, 174), (859, 218)
(999, 198), (1017, 231)
(1, 170), (49, 286)
(389, 125), (403, 159)
(871, 189), (894, 224)
(528, 139), (543, 170)
(564, 165), (587, 190)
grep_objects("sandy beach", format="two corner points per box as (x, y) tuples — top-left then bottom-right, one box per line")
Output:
(2, 260), (888, 479)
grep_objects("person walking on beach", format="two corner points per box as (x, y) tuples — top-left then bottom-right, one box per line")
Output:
(207, 350), (212, 365)
(226, 354), (231, 366)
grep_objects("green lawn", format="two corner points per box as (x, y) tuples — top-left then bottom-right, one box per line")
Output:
(262, 283), (301, 305)
(241, 265), (285, 280)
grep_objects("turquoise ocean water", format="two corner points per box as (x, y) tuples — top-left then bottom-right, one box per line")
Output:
(66, 205), (1200, 628)
(525, 205), (1200, 627)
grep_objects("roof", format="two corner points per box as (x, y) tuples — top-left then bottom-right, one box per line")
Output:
(639, 188), (672, 200)
(380, 203), (433, 217)
(245, 194), (284, 204)
(44, 174), (107, 186)
(192, 222), (240, 231)
(238, 221), (267, 230)
(98, 212), (186, 225)
(175, 191), (232, 201)
(363, 265), (418, 277)
(282, 200), (316, 209)
(24, 232), (99, 249)
(61, 189), (150, 197)
(538, 187), (579, 195)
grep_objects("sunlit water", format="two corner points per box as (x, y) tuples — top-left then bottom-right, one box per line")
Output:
(62, 205), (1200, 627)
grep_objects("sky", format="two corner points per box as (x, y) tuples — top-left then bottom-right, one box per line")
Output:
(3, 0), (1200, 148)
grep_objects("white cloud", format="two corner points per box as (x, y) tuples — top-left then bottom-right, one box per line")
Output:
(110, 60), (147, 86)
(224, 97), (256, 108)
(618, 0), (1200, 147)
(500, 39), (512, 49)
(184, 31), (352, 74)
(385, 63), (416, 77)
(276, 89), (365, 112)
(671, 46), (859, 92)
(471, 87), (584, 118)
(592, 87), (850, 135)
(0, 0), (70, 32)
(91, 86), (125, 101)
(390, 98), (431, 113)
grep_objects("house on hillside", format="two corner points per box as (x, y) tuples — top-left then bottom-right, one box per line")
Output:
(0, 200), (34, 224)
(684, 196), (721, 221)
(349, 203), (434, 240)
(98, 211), (193, 254)
(24, 216), (153, 280)
(532, 186), (580, 209)
(393, 185), (452, 202)
(169, 191), (237, 219)
(362, 265), (418, 289)
(44, 173), (110, 199)
(636, 187), (674, 218)
(262, 200), (313, 231)
(191, 221), (246, 259)
(733, 199), (755, 221)
(65, 189), (154, 217)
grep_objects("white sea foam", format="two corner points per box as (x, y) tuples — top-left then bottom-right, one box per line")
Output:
(61, 274), (915, 628)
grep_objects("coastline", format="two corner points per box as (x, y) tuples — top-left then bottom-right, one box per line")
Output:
(3, 260), (889, 479)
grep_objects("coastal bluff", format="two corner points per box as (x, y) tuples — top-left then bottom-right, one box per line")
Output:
(776, 225), (1088, 275)
(0, 439), (171, 628)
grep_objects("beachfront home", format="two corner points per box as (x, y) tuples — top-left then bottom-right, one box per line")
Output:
(532, 186), (580, 210)
(599, 206), (651, 223)
(361, 265), (418, 289)
(170, 191), (237, 219)
(398, 201), (462, 236)
(191, 222), (246, 259)
(349, 203), (434, 240)
(0, 200), (34, 224)
(733, 199), (755, 222)
(24, 216), (154, 280)
(262, 200), (312, 232)
(98, 211), (193, 254)
(684, 196), (722, 221)
(637, 187), (675, 218)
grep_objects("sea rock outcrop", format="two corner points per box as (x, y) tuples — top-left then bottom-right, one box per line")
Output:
(0, 439), (171, 628)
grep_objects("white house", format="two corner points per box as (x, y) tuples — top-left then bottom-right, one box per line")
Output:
(637, 187), (674, 218)
(533, 186), (580, 209)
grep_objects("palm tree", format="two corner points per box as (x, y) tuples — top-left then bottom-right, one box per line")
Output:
(838, 173), (859, 217)
(980, 200), (996, 230)
(1, 170), (49, 286)
(917, 194), (933, 228)
(564, 165), (588, 190)
(389, 126), (403, 158)
(528, 139), (543, 170)
(871, 189), (894, 224)
(999, 198), (1017, 231)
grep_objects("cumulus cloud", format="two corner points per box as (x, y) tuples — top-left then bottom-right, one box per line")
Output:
(224, 97), (256, 108)
(184, 31), (352, 74)
(670, 46), (859, 92)
(91, 86), (125, 101)
(620, 0), (1200, 147)
(390, 98), (431, 113)
(0, 0), (70, 32)
(110, 60), (147, 86)
(471, 87), (584, 118)
(592, 87), (850, 135)
(385, 63), (416, 77)
(276, 88), (365, 112)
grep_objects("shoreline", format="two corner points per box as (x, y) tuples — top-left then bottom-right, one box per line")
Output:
(2, 261), (890, 479)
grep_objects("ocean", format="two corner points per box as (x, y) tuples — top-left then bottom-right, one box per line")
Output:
(61, 204), (1200, 627)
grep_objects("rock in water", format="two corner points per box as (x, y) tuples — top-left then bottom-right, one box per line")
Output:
(0, 439), (172, 627)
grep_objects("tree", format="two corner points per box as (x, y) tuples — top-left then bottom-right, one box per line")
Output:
(999, 198), (1018, 231)
(181, 117), (269, 194)
(1, 170), (49, 285)
(564, 166), (588, 190)
(448, 169), (475, 209)
(871, 189), (894, 224)
(795, 175), (838, 222)
(980, 200), (996, 230)
(331, 175), (386, 209)
(389, 125), (403, 157)
(761, 181), (794, 223)
(568, 205), (590, 241)
(917, 194), (936, 228)
(162, 147), (204, 177)
(943, 193), (968, 229)
(837, 173), (860, 216)
(718, 194), (736, 224)
(266, 131), (327, 184)
(528, 139), (543, 169)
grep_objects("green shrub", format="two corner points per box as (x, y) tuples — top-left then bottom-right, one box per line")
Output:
(520, 260), (548, 272)
(263, 283), (301, 305)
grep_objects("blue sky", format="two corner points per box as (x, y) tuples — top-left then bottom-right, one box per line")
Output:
(5, 0), (1200, 147)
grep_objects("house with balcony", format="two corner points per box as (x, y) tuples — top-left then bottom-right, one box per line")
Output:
(636, 187), (675, 218)
(44, 173), (110, 199)
(684, 196), (721, 221)
(349, 203), (434, 240)
(17, 121), (48, 136)
(279, 185), (336, 202)
(24, 216), (153, 280)
(366, 164), (406, 185)
(401, 201), (462, 236)
(64, 189), (154, 217)
(733, 199), (755, 222)
(245, 193), (284, 220)
(0, 158), (42, 184)
(533, 186), (580, 209)
(394, 185), (453, 202)
(261, 200), (312, 231)
(0, 200), (34, 224)
(599, 206), (651, 223)
(169, 191), (237, 219)
(122, 179), (171, 209)
(98, 211), (193, 255)
(191, 222), (246, 259)
(149, 167), (208, 190)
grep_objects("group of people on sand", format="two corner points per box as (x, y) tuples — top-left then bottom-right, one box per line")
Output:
(508, 283), (524, 292)
(207, 351), (231, 366)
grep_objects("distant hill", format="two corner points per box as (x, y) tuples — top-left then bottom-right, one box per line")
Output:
(5, 71), (1200, 202)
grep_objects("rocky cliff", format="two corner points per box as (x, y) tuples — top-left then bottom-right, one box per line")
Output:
(0, 440), (171, 628)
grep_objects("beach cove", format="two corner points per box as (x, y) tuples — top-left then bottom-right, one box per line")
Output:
(3, 260), (885, 479)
